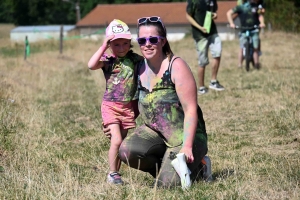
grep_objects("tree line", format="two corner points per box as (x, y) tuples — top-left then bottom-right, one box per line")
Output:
(0, 0), (299, 32)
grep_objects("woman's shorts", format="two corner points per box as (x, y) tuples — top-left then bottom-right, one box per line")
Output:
(101, 100), (136, 130)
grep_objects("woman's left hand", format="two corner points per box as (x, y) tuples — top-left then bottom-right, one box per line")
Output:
(180, 147), (194, 163)
(102, 122), (112, 139)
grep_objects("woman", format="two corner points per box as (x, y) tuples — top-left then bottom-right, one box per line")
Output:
(113, 16), (209, 188)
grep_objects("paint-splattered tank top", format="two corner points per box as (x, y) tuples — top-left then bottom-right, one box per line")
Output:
(137, 57), (207, 147)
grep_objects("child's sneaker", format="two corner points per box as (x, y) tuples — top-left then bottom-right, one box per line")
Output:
(107, 172), (124, 185)
(201, 156), (213, 182)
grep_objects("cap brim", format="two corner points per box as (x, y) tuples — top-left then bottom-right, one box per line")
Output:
(111, 34), (132, 41)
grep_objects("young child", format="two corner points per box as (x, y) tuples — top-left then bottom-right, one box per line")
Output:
(88, 19), (142, 185)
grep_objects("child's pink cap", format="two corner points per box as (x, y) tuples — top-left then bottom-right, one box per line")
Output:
(106, 19), (132, 41)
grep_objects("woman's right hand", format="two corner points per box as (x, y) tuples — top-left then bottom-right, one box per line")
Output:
(180, 147), (194, 163)
(102, 123), (112, 139)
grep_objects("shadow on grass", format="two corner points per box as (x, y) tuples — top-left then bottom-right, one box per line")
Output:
(25, 60), (39, 67)
(230, 85), (262, 91)
(57, 55), (75, 61)
(213, 168), (235, 180)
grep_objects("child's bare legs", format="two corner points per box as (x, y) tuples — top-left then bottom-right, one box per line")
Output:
(107, 123), (128, 184)
(108, 123), (128, 172)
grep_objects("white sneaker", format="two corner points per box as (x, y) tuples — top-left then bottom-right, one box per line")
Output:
(171, 153), (191, 189)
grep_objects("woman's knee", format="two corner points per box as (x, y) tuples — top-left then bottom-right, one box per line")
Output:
(118, 142), (130, 162)
(156, 172), (181, 188)
(118, 141), (142, 163)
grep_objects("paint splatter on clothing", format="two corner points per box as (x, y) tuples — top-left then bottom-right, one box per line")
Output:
(137, 57), (207, 147)
(101, 51), (143, 102)
(119, 57), (208, 187)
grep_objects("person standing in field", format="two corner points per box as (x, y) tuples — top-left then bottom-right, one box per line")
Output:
(186, 0), (225, 95)
(87, 19), (142, 185)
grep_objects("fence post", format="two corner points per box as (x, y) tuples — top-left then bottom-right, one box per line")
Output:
(75, 1), (81, 22)
(268, 22), (272, 32)
(24, 36), (30, 60)
(60, 25), (63, 54)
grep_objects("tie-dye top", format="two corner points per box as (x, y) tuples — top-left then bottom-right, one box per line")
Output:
(137, 57), (207, 147)
(102, 51), (143, 102)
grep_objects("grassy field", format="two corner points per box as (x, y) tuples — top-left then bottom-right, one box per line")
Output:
(0, 24), (299, 199)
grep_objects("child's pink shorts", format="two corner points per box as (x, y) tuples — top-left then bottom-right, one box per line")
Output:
(101, 100), (136, 130)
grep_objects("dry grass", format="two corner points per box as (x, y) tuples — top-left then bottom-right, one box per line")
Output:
(0, 24), (299, 200)
(0, 24), (15, 49)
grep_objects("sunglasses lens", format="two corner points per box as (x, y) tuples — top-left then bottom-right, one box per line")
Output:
(138, 18), (147, 24)
(149, 37), (159, 44)
(137, 38), (146, 45)
(149, 17), (159, 22)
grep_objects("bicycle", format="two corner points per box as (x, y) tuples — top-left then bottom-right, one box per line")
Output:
(234, 25), (260, 71)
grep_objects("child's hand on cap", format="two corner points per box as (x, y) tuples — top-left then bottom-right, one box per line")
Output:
(102, 35), (115, 49)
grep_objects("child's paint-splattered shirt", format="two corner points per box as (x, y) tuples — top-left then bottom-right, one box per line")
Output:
(101, 51), (142, 102)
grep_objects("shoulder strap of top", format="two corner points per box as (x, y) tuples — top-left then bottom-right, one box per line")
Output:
(168, 56), (180, 74)
(136, 59), (143, 78)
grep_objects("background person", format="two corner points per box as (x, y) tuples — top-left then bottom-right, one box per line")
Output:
(227, 0), (266, 69)
(237, 0), (266, 58)
(115, 16), (210, 188)
(87, 19), (142, 185)
(186, 0), (225, 95)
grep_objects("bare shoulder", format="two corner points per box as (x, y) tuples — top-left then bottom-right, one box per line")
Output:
(171, 56), (191, 72)
(170, 56), (194, 82)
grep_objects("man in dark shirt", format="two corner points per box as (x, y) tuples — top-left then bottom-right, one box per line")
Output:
(186, 0), (225, 95)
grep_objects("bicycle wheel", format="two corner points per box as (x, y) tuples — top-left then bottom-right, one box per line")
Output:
(245, 39), (250, 72)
